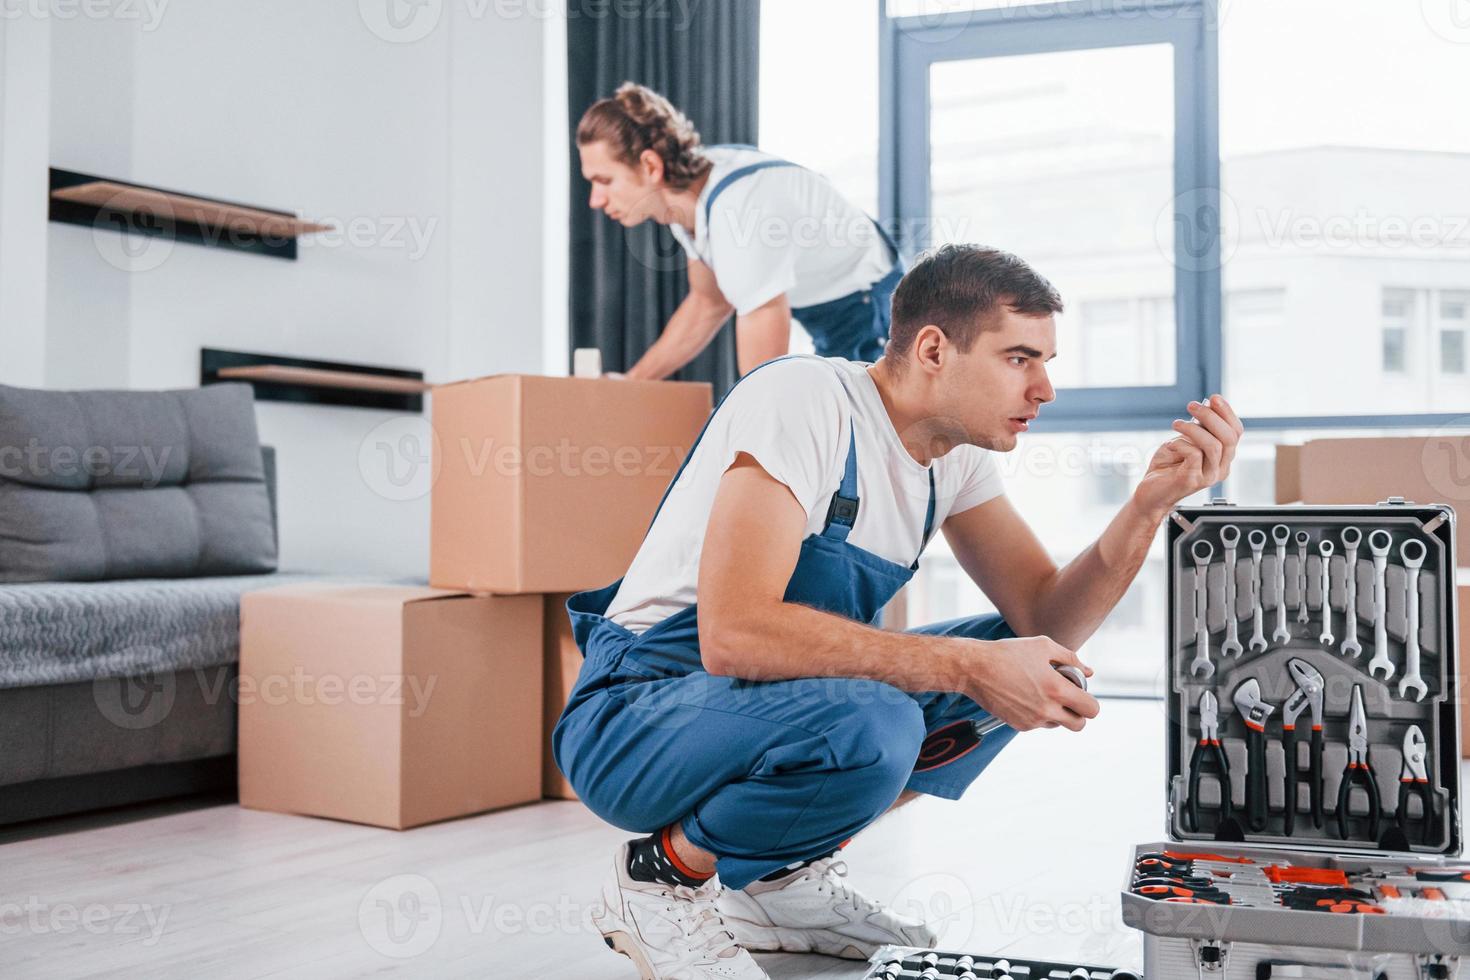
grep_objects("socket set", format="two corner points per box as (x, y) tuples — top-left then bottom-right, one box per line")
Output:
(860, 946), (1138, 980)
(1167, 502), (1460, 853)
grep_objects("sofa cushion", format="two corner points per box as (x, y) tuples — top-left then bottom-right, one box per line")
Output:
(0, 572), (322, 687)
(0, 383), (277, 582)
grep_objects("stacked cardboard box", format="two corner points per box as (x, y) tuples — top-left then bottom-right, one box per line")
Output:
(238, 374), (712, 826)
(1276, 435), (1467, 754)
(429, 375), (712, 802)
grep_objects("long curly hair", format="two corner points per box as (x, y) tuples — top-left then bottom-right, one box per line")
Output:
(576, 82), (713, 190)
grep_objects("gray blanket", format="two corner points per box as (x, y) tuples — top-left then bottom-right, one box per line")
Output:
(0, 573), (324, 688)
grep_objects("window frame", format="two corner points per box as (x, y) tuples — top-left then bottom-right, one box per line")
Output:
(876, 0), (1468, 434)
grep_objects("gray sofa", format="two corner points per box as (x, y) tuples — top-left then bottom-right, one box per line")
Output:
(0, 383), (316, 825)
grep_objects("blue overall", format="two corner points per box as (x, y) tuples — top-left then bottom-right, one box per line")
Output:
(703, 147), (904, 363)
(552, 357), (1021, 890)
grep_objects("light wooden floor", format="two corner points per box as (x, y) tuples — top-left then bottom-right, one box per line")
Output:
(0, 701), (1297, 978)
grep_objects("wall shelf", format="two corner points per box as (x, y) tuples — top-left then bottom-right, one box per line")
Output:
(50, 169), (331, 261)
(202, 349), (426, 412)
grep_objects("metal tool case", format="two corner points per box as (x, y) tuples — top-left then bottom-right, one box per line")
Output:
(1123, 499), (1467, 977)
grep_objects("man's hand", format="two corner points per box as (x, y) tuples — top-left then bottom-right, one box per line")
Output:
(1134, 393), (1245, 519)
(959, 636), (1100, 732)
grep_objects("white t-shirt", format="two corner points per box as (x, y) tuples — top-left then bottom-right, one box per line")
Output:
(605, 356), (1007, 633)
(669, 146), (894, 316)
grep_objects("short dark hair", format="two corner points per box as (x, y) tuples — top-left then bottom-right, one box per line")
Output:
(887, 244), (1063, 360)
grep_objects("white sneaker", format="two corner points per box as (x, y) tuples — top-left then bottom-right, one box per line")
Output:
(592, 841), (770, 980)
(716, 855), (939, 960)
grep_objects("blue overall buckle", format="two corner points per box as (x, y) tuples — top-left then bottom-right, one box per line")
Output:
(826, 494), (860, 528)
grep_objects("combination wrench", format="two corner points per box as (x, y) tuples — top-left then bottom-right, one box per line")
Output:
(1247, 529), (1268, 653)
(1220, 525), (1243, 659)
(1398, 538), (1428, 702)
(1272, 524), (1292, 644)
(1367, 529), (1395, 681)
(1190, 539), (1215, 679)
(1340, 526), (1363, 657)
(1294, 530), (1311, 624)
(1317, 539), (1335, 646)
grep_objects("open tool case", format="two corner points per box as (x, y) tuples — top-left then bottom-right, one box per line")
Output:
(1122, 500), (1470, 977)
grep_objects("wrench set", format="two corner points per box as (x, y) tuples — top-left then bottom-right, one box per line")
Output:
(1125, 501), (1465, 978)
(1169, 503), (1460, 853)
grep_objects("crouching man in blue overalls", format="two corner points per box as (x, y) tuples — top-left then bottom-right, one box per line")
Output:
(554, 245), (1245, 980)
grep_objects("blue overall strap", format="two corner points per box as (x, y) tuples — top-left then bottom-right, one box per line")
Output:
(912, 468), (937, 571)
(703, 149), (899, 265)
(819, 425), (860, 542)
(703, 160), (799, 227)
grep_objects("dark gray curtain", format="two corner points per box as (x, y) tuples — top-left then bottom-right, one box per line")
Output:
(567, 0), (760, 399)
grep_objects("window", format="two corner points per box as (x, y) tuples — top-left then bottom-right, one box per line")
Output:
(761, 0), (879, 357)
(1219, 2), (1470, 415)
(924, 43), (1178, 393)
(1440, 292), (1467, 375)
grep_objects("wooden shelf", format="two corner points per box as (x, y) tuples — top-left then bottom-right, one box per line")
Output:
(49, 169), (329, 260)
(202, 348), (427, 412)
(218, 365), (431, 395)
(51, 182), (332, 240)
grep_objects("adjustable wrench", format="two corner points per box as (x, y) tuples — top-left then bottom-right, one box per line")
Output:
(1341, 526), (1363, 657)
(1295, 530), (1311, 624)
(1272, 524), (1292, 644)
(1190, 539), (1215, 679)
(1368, 529), (1395, 681)
(1232, 678), (1277, 832)
(1220, 525), (1243, 659)
(1317, 539), (1335, 646)
(1398, 538), (1428, 702)
(1248, 529), (1268, 653)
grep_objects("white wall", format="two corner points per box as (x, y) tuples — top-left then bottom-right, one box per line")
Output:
(0, 13), (51, 388)
(35, 1), (560, 578)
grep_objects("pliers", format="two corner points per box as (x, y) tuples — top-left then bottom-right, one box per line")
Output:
(1186, 690), (1231, 833)
(1337, 685), (1381, 841)
(1397, 724), (1435, 846)
(1282, 658), (1325, 834)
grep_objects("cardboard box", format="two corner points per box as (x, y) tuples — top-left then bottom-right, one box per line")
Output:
(239, 584), (542, 829)
(1275, 436), (1469, 567)
(430, 375), (711, 594)
(542, 592), (580, 800)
